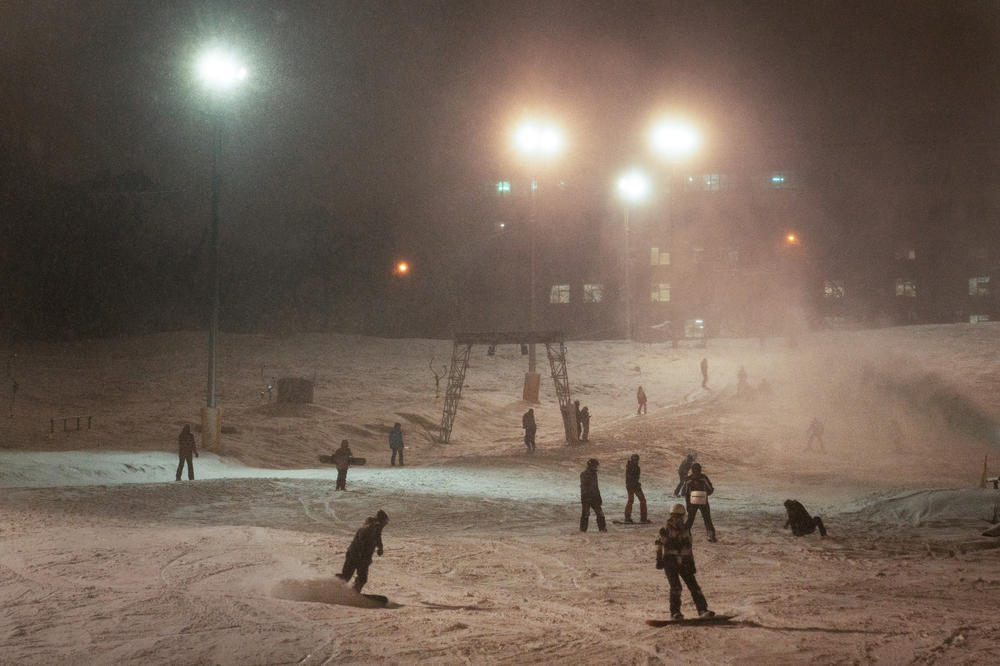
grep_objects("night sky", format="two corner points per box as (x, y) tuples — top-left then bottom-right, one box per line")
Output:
(2, 1), (999, 339)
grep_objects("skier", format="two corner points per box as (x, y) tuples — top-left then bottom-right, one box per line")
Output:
(680, 462), (716, 542)
(673, 453), (697, 497)
(783, 499), (827, 537)
(700, 357), (709, 388)
(624, 453), (650, 524)
(805, 417), (826, 452)
(580, 458), (607, 532)
(522, 408), (536, 452)
(175, 424), (198, 481)
(579, 405), (590, 442)
(389, 422), (405, 466)
(337, 510), (389, 593)
(332, 439), (353, 490)
(636, 386), (647, 415)
(656, 503), (714, 620)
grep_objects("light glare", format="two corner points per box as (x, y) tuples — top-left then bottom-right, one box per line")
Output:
(617, 169), (651, 204)
(650, 120), (700, 161)
(197, 50), (248, 91)
(514, 120), (564, 158)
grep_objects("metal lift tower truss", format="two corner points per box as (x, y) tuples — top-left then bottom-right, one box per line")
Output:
(437, 331), (576, 445)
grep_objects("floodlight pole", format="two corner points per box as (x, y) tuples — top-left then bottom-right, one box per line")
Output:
(623, 204), (632, 340)
(207, 114), (222, 409)
(528, 174), (537, 374)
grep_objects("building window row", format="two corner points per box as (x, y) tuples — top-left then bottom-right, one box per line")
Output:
(549, 283), (604, 304)
(650, 247), (671, 266)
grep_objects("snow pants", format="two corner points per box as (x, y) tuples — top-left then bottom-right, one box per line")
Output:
(339, 554), (372, 592)
(335, 467), (348, 490)
(176, 452), (194, 481)
(792, 516), (827, 537)
(391, 447), (404, 466)
(625, 486), (647, 521)
(580, 501), (606, 532)
(524, 427), (536, 451)
(685, 502), (716, 540)
(664, 564), (707, 616)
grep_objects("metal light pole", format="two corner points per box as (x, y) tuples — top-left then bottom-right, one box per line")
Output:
(617, 168), (651, 341)
(207, 116), (222, 410)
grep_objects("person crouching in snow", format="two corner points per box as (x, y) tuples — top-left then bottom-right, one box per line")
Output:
(580, 458), (607, 532)
(783, 499), (827, 537)
(656, 504), (714, 620)
(337, 510), (389, 593)
(624, 453), (649, 523)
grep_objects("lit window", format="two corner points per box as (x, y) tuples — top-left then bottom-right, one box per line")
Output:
(495, 181), (511, 195)
(685, 319), (706, 338)
(969, 276), (990, 296)
(582, 283), (604, 303)
(693, 174), (722, 191)
(549, 284), (570, 304)
(894, 247), (916, 261)
(650, 247), (670, 266)
(971, 314), (991, 323)
(824, 280), (845, 299)
(895, 279), (916, 297)
(651, 282), (671, 302)
(767, 172), (792, 188)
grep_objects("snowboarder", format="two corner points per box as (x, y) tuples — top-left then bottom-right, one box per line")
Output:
(337, 510), (389, 593)
(680, 462), (716, 542)
(673, 453), (697, 497)
(579, 405), (590, 442)
(389, 422), (405, 466)
(805, 417), (826, 452)
(700, 357), (709, 388)
(624, 453), (650, 524)
(332, 439), (353, 490)
(522, 408), (536, 452)
(580, 458), (607, 532)
(783, 499), (827, 537)
(636, 386), (647, 415)
(655, 503), (714, 620)
(176, 424), (198, 481)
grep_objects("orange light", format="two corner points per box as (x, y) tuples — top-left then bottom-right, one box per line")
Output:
(786, 234), (798, 244)
(395, 261), (409, 275)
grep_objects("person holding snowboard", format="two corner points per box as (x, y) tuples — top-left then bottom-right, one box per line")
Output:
(680, 462), (716, 542)
(522, 408), (536, 452)
(783, 499), (827, 537)
(332, 439), (353, 491)
(673, 453), (696, 497)
(655, 503), (714, 620)
(580, 458), (607, 532)
(389, 422), (405, 466)
(337, 510), (389, 593)
(176, 424), (199, 481)
(624, 453), (649, 524)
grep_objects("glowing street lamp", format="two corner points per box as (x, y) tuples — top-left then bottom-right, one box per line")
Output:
(394, 261), (411, 276)
(196, 47), (247, 447)
(512, 118), (564, 385)
(617, 169), (652, 340)
(650, 118), (700, 162)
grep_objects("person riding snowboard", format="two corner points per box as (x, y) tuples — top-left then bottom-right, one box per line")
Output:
(624, 453), (649, 524)
(337, 510), (389, 593)
(580, 458), (607, 532)
(783, 499), (827, 537)
(680, 462), (716, 542)
(656, 503), (714, 620)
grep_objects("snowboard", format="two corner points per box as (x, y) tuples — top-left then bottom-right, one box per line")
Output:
(318, 455), (367, 465)
(646, 614), (736, 627)
(612, 520), (655, 526)
(361, 593), (389, 607)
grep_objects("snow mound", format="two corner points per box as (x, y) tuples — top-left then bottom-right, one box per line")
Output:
(858, 488), (1000, 527)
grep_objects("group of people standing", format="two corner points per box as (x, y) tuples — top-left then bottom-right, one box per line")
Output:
(522, 401), (590, 451)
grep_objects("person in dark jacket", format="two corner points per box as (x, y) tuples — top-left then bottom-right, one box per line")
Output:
(673, 453), (696, 497)
(580, 458), (607, 532)
(176, 424), (198, 481)
(574, 400), (583, 440)
(783, 499), (827, 537)
(624, 453), (649, 523)
(656, 503), (713, 620)
(332, 439), (353, 491)
(337, 510), (389, 592)
(389, 422), (404, 466)
(522, 408), (536, 452)
(680, 462), (716, 542)
(579, 406), (590, 442)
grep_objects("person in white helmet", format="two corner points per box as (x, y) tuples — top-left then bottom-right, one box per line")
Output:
(655, 503), (713, 620)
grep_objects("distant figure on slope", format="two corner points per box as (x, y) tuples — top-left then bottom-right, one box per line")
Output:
(337, 510), (389, 593)
(624, 453), (650, 524)
(681, 463), (716, 542)
(176, 424), (199, 481)
(736, 365), (750, 398)
(637, 386), (647, 415)
(656, 504), (714, 620)
(389, 422), (405, 466)
(700, 357), (709, 389)
(673, 453), (697, 497)
(332, 439), (353, 490)
(580, 458), (607, 532)
(805, 417), (826, 452)
(783, 499), (827, 537)
(522, 408), (536, 452)
(574, 400), (583, 440)
(579, 405), (590, 442)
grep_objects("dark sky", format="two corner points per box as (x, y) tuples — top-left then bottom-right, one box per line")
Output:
(2, 0), (1000, 332)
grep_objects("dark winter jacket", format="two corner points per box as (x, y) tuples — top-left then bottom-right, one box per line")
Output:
(681, 473), (714, 502)
(677, 457), (694, 481)
(784, 500), (816, 536)
(656, 518), (696, 575)
(389, 429), (403, 450)
(346, 518), (385, 562)
(580, 468), (602, 505)
(332, 444), (353, 471)
(178, 426), (197, 457)
(579, 407), (590, 425)
(625, 458), (641, 491)
(522, 411), (536, 431)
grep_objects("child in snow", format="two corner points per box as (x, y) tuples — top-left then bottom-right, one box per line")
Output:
(656, 504), (714, 620)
